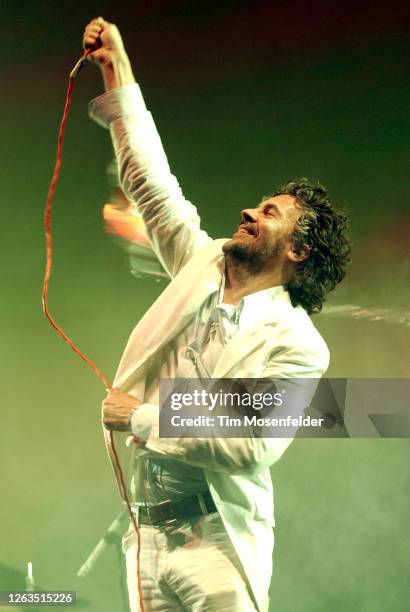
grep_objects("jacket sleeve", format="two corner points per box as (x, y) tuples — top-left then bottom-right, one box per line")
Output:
(130, 402), (293, 476)
(89, 84), (212, 279)
(129, 339), (330, 475)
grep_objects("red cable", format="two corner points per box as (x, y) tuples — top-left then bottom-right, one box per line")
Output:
(42, 49), (145, 612)
(42, 50), (111, 389)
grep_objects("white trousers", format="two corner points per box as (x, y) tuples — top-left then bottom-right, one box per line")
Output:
(122, 512), (258, 612)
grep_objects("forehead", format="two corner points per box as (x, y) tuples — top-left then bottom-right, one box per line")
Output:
(261, 194), (303, 217)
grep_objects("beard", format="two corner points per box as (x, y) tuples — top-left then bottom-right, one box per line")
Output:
(222, 238), (283, 275)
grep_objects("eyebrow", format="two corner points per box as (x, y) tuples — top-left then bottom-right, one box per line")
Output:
(258, 202), (283, 218)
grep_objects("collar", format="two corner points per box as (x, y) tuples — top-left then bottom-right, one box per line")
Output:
(215, 273), (287, 329)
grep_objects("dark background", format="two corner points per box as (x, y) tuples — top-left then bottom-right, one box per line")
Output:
(1, 1), (409, 610)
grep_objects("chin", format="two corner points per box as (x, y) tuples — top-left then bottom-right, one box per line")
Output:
(223, 238), (281, 274)
(223, 233), (252, 251)
(223, 238), (244, 255)
(223, 240), (258, 263)
(222, 238), (236, 253)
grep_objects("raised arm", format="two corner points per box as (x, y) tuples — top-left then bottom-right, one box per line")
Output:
(83, 18), (212, 278)
(83, 18), (136, 91)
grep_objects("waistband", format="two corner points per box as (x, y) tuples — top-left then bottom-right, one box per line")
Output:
(131, 491), (217, 526)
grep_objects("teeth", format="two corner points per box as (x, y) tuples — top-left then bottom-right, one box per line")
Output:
(235, 225), (257, 237)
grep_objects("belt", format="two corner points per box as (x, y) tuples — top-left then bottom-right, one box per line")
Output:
(131, 491), (217, 526)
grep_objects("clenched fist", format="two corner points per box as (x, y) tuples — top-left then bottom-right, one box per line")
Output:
(83, 17), (126, 67)
(102, 389), (141, 431)
(82, 17), (135, 90)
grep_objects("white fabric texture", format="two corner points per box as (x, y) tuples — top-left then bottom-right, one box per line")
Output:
(122, 513), (258, 612)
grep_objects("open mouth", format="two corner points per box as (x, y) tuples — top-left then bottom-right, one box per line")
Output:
(235, 224), (257, 237)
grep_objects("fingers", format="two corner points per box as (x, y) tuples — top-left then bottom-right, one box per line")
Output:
(87, 22), (103, 33)
(83, 17), (106, 51)
(104, 391), (116, 403)
(83, 31), (102, 51)
(102, 389), (141, 412)
(104, 388), (136, 400)
(88, 16), (106, 30)
(101, 390), (137, 432)
(84, 27), (101, 41)
(85, 16), (107, 36)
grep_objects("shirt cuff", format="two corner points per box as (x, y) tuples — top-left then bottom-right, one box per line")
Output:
(88, 83), (147, 129)
(129, 402), (158, 445)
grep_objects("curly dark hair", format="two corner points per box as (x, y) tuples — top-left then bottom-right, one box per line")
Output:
(272, 178), (351, 314)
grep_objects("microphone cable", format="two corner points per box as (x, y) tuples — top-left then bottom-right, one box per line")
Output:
(42, 48), (145, 612)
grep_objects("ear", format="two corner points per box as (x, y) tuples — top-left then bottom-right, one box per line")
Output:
(287, 242), (310, 264)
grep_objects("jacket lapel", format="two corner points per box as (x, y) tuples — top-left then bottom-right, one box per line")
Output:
(212, 290), (293, 378)
(212, 326), (270, 378)
(114, 240), (226, 388)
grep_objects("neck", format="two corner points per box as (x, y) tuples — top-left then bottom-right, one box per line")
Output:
(222, 255), (286, 305)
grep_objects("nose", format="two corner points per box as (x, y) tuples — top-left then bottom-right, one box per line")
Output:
(241, 208), (258, 223)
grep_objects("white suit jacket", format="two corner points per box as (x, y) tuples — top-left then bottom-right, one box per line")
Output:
(89, 84), (330, 612)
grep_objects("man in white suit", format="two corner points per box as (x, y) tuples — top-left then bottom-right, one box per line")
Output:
(84, 18), (350, 612)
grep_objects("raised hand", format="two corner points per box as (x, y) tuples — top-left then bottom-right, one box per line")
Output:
(83, 17), (128, 67)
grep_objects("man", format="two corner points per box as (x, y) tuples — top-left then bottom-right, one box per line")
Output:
(83, 17), (350, 612)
